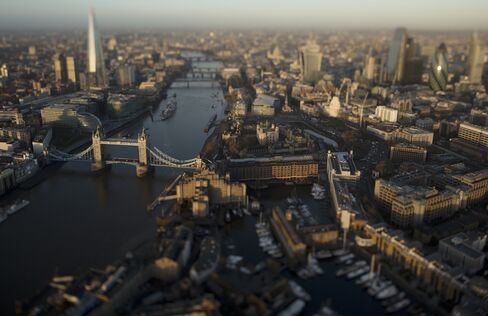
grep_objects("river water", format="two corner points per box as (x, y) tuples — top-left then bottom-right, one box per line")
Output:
(0, 56), (225, 313)
(0, 52), (401, 315)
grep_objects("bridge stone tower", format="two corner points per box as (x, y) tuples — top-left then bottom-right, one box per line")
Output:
(91, 127), (105, 173)
(136, 128), (150, 177)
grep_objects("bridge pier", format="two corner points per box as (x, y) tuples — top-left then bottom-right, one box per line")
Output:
(136, 163), (152, 177)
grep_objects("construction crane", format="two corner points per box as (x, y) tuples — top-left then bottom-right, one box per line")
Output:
(359, 91), (369, 129)
(337, 78), (352, 107)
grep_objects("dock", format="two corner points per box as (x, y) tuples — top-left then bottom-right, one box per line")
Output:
(146, 174), (183, 212)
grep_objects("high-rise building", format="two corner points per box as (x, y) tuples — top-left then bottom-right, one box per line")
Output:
(299, 40), (322, 82)
(53, 53), (67, 83)
(386, 28), (408, 83)
(375, 105), (398, 123)
(116, 64), (137, 87)
(66, 56), (78, 83)
(466, 32), (485, 84)
(429, 43), (449, 91)
(386, 28), (422, 85)
(362, 48), (384, 85)
(0, 64), (8, 78)
(87, 8), (107, 88)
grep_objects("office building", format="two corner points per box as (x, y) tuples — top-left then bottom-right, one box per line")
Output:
(251, 94), (278, 116)
(375, 105), (398, 123)
(395, 127), (434, 146)
(53, 53), (67, 83)
(374, 179), (462, 227)
(362, 48), (384, 85)
(116, 64), (137, 87)
(228, 155), (318, 182)
(457, 122), (488, 148)
(66, 56), (78, 83)
(429, 43), (449, 91)
(365, 223), (464, 302)
(327, 151), (365, 229)
(390, 143), (427, 163)
(270, 207), (306, 261)
(386, 28), (408, 83)
(87, 8), (107, 88)
(386, 28), (422, 84)
(439, 233), (486, 274)
(416, 118), (434, 131)
(470, 108), (488, 126)
(466, 32), (485, 84)
(0, 64), (8, 78)
(41, 104), (101, 131)
(299, 40), (322, 82)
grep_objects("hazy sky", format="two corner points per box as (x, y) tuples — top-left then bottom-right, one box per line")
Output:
(1, 0), (487, 30)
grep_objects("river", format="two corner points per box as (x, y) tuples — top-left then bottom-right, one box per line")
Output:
(0, 54), (225, 314)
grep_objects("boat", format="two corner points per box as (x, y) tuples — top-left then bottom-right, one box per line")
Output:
(190, 236), (220, 283)
(367, 280), (392, 296)
(382, 292), (406, 307)
(332, 249), (349, 257)
(313, 306), (341, 316)
(289, 280), (311, 301)
(336, 261), (366, 277)
(315, 250), (333, 259)
(225, 211), (231, 223)
(336, 253), (354, 263)
(386, 298), (410, 313)
(376, 285), (398, 300)
(346, 265), (370, 279)
(161, 102), (177, 120)
(355, 272), (375, 286)
(6, 200), (30, 216)
(204, 114), (217, 133)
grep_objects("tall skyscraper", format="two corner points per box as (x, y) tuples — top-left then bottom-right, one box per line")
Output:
(299, 40), (322, 82)
(0, 64), (8, 78)
(116, 64), (137, 87)
(386, 28), (408, 83)
(87, 8), (107, 88)
(362, 48), (384, 85)
(466, 32), (485, 84)
(66, 56), (78, 83)
(386, 28), (422, 85)
(429, 43), (449, 92)
(53, 53), (67, 83)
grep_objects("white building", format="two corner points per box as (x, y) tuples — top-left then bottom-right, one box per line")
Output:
(324, 96), (341, 118)
(375, 105), (398, 123)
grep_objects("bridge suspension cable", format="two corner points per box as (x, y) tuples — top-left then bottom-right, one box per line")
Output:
(48, 145), (94, 162)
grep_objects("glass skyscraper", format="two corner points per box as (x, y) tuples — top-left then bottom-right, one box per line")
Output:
(467, 32), (485, 84)
(386, 28), (407, 84)
(87, 8), (107, 88)
(299, 40), (322, 82)
(429, 43), (449, 92)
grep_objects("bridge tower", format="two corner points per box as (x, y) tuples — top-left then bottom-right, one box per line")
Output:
(91, 127), (105, 173)
(136, 128), (150, 177)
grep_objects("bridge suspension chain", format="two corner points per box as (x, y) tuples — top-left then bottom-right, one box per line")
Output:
(48, 145), (94, 161)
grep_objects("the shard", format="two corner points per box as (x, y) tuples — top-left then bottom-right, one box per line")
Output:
(87, 8), (107, 88)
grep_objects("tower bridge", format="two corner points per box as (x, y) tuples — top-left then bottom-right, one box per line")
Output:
(47, 128), (203, 177)
(173, 66), (221, 88)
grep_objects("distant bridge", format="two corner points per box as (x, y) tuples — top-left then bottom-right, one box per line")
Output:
(47, 128), (202, 177)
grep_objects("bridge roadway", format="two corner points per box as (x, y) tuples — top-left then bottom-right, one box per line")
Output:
(100, 138), (138, 146)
